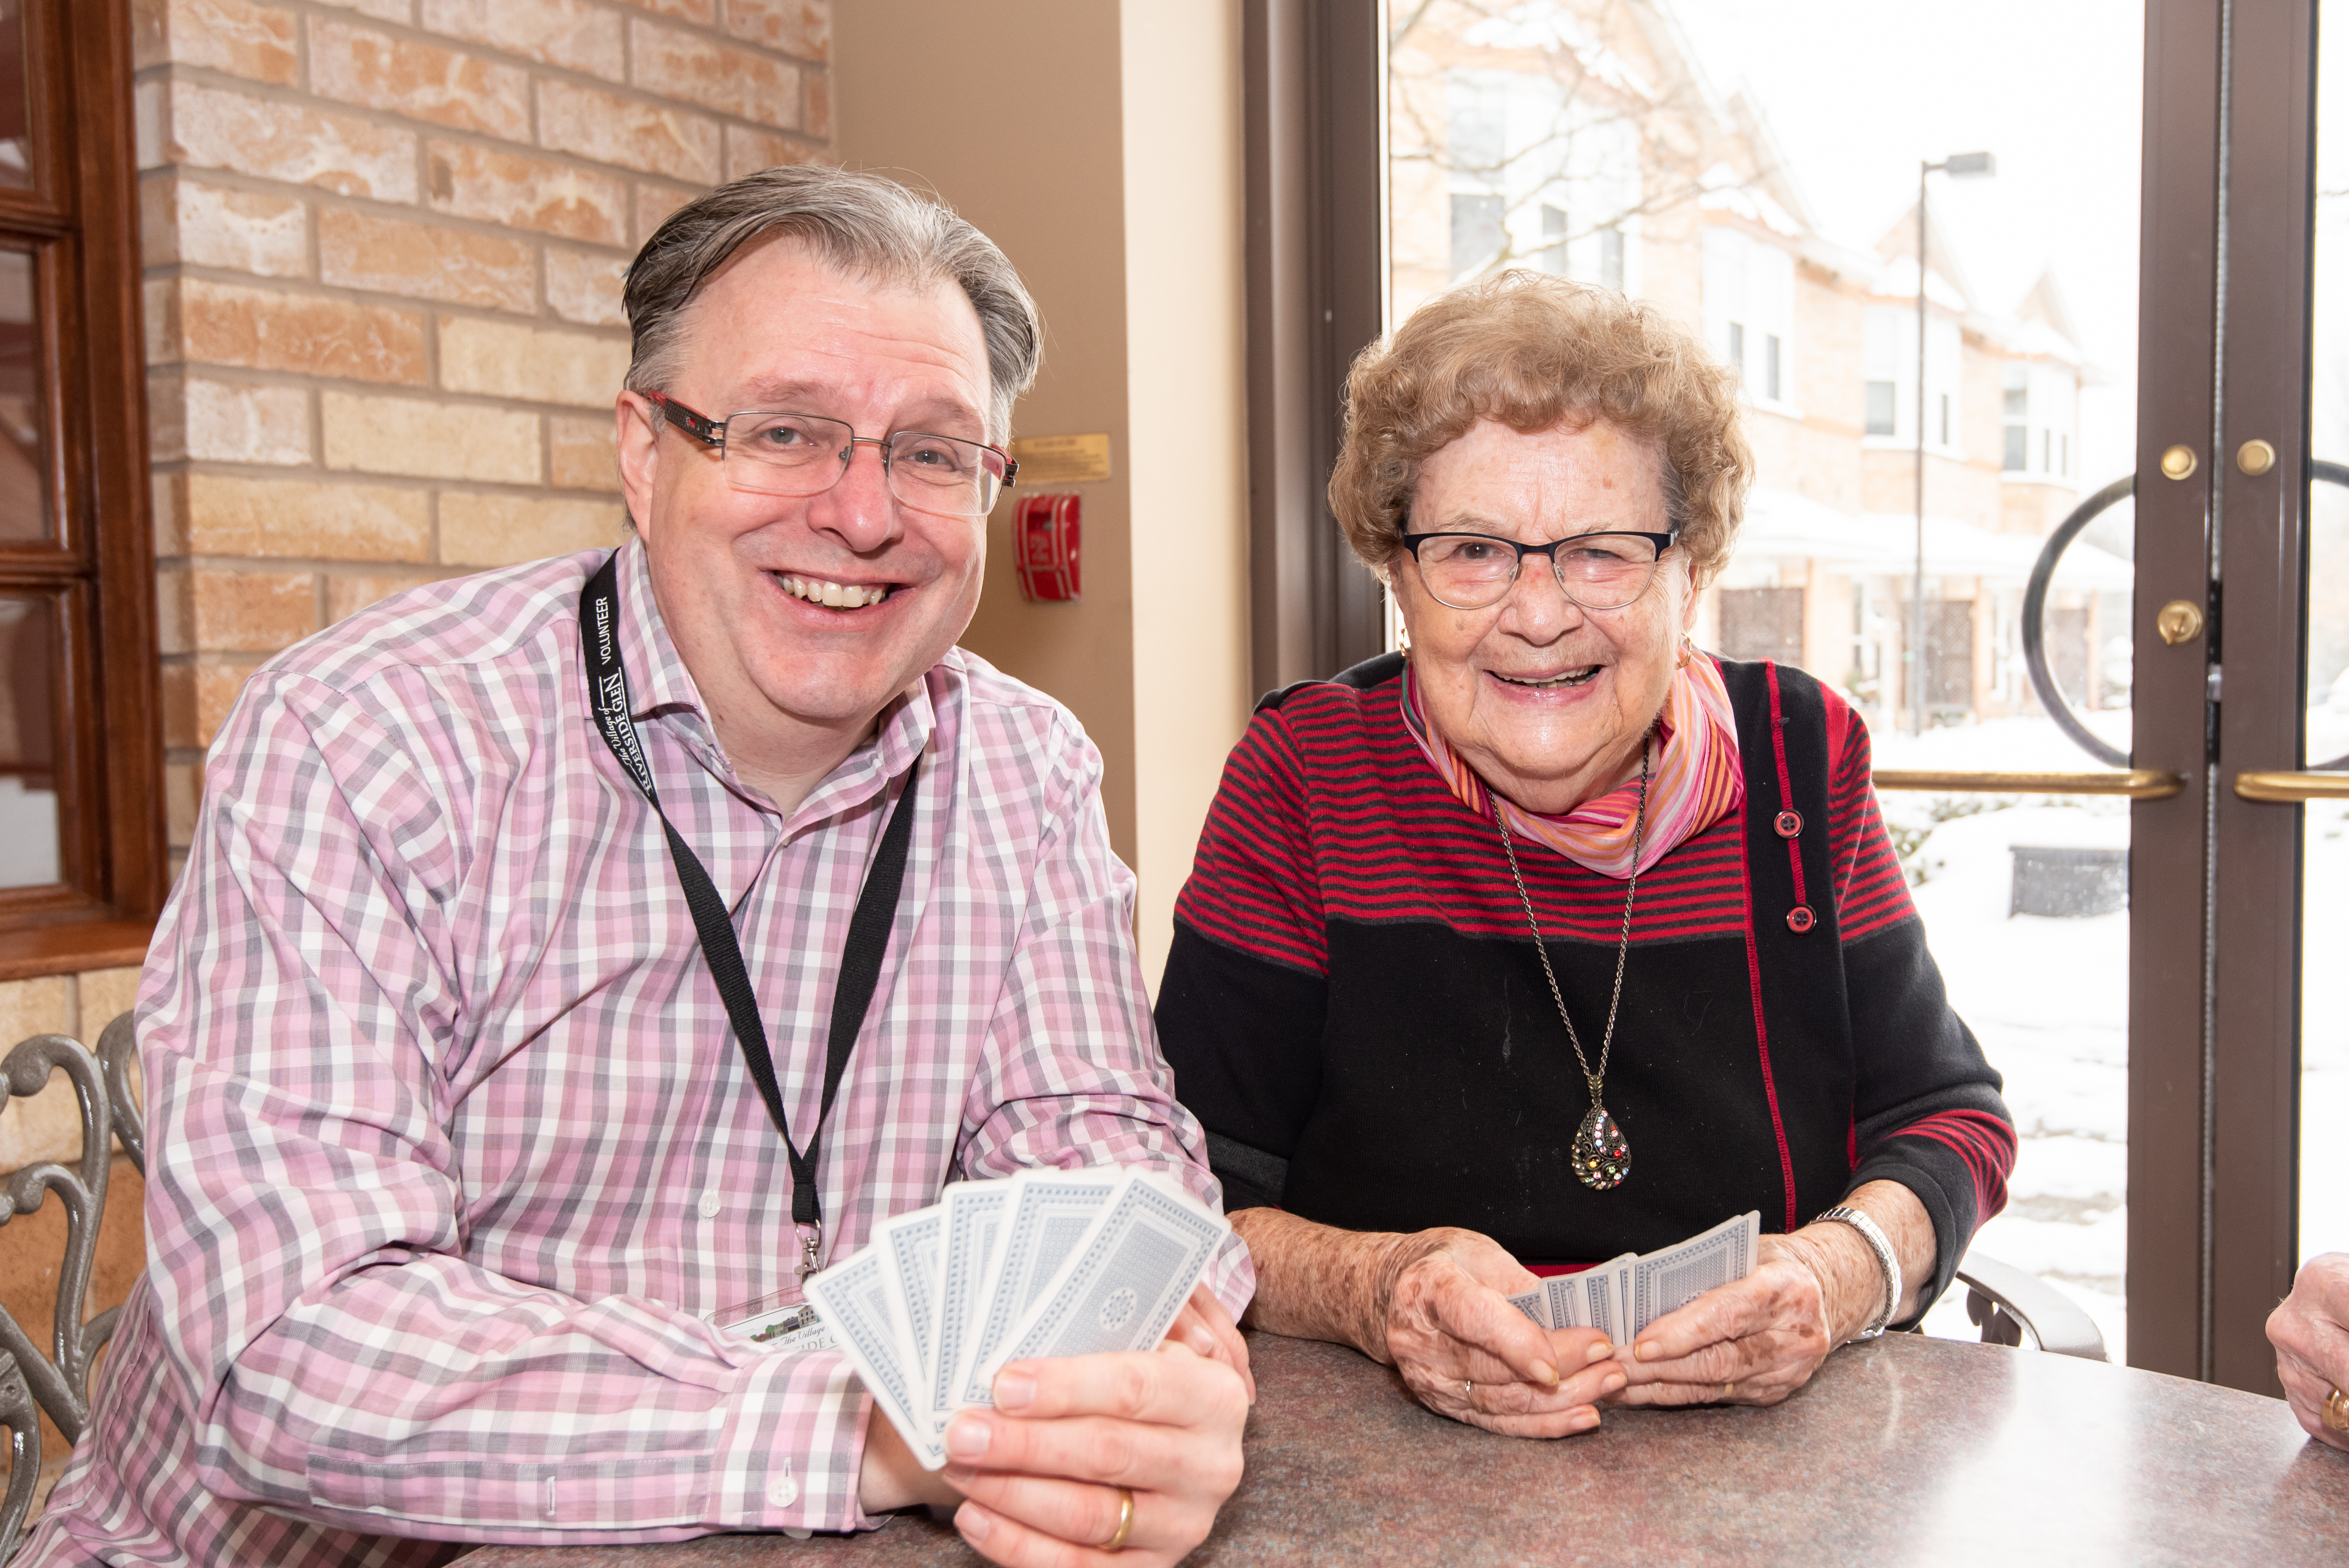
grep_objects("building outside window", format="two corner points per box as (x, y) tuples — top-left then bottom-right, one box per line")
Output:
(1766, 332), (1782, 400)
(1704, 224), (1793, 405)
(1451, 192), (1506, 280)
(1728, 320), (1745, 377)
(2003, 363), (2029, 471)
(1540, 203), (1568, 273)
(1865, 380), (1897, 436)
(1600, 226), (1625, 290)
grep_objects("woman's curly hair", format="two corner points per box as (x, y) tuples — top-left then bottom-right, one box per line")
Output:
(1329, 270), (1752, 589)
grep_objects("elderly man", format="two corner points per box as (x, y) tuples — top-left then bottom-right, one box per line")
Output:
(27, 167), (1251, 1568)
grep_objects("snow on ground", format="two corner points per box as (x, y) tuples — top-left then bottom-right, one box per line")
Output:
(1865, 704), (2346, 1364)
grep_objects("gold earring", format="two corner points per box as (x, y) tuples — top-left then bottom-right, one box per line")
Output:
(1676, 632), (1694, 671)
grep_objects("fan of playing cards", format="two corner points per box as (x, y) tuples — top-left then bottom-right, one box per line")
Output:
(1506, 1211), (1762, 1341)
(804, 1166), (1231, 1471)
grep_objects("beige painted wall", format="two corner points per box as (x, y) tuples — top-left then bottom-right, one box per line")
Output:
(834, 0), (1252, 992)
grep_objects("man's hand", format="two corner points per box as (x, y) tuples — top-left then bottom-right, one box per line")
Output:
(1378, 1228), (1621, 1438)
(940, 1329), (1249, 1567)
(2268, 1251), (2349, 1451)
(1606, 1235), (1833, 1408)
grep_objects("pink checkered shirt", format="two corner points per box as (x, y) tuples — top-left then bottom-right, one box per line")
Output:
(26, 543), (1252, 1567)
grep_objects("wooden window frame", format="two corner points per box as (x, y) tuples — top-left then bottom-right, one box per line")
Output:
(0, 0), (161, 976)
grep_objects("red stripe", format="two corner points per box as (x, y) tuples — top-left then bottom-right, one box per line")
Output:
(1764, 661), (1809, 913)
(1739, 821), (1801, 1233)
(1895, 1109), (2016, 1219)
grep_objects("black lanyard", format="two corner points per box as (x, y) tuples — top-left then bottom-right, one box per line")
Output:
(579, 551), (920, 1276)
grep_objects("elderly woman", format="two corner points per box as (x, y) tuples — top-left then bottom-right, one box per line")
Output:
(1156, 272), (2015, 1435)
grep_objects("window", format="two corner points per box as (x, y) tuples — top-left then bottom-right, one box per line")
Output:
(1450, 193), (1505, 279)
(1939, 391), (1951, 446)
(2002, 363), (2029, 472)
(2062, 432), (2070, 476)
(1600, 227), (1625, 291)
(1865, 381), (1897, 436)
(1765, 333), (1782, 401)
(0, 1), (162, 938)
(1727, 321), (1745, 376)
(2004, 425), (2029, 471)
(2044, 428), (2052, 472)
(1540, 203), (1567, 274)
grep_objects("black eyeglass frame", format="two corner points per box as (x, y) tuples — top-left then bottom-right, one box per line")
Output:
(1398, 527), (1682, 612)
(641, 391), (1019, 515)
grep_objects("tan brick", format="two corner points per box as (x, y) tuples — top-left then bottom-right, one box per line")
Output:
(191, 567), (318, 653)
(537, 79), (721, 185)
(634, 181), (697, 245)
(310, 19), (531, 141)
(545, 248), (628, 327)
(630, 20), (800, 131)
(805, 70), (828, 139)
(438, 317), (628, 408)
(166, 762), (203, 849)
(74, 969), (145, 1051)
(156, 568), (192, 654)
(427, 140), (629, 246)
(160, 662), (197, 748)
(549, 413), (621, 491)
(318, 208), (535, 314)
(153, 469), (186, 555)
(149, 80), (417, 202)
(150, 277), (427, 385)
(724, 0), (827, 60)
(440, 491), (625, 566)
(617, 0), (713, 22)
(722, 123), (816, 181)
(327, 571), (446, 622)
(192, 662), (256, 747)
(419, 0), (624, 81)
(182, 472), (432, 562)
(149, 374), (311, 466)
(137, 0), (299, 82)
(0, 979), (68, 1051)
(140, 176), (308, 277)
(321, 392), (540, 482)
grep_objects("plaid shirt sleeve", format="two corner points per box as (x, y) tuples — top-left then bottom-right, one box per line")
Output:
(141, 672), (875, 1543)
(956, 709), (1258, 1320)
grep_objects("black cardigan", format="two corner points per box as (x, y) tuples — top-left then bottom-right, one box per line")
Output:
(1155, 653), (2014, 1320)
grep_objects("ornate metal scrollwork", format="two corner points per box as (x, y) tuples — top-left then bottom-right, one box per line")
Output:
(0, 1014), (144, 1561)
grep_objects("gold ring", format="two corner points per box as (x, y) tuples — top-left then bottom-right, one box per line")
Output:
(1722, 1381), (1735, 1400)
(1462, 1378), (1473, 1400)
(1102, 1486), (1135, 1553)
(2325, 1386), (2349, 1436)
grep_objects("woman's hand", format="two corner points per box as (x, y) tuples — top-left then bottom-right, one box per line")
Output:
(1377, 1227), (1623, 1437)
(1604, 1234), (1834, 1407)
(941, 1335), (1250, 1567)
(2267, 1252), (2349, 1451)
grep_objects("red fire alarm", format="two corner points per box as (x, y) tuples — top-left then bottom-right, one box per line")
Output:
(1014, 492), (1080, 602)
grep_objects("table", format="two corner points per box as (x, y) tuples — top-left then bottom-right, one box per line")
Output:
(471, 1331), (2348, 1566)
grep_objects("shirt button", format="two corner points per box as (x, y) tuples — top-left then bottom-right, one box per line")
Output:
(767, 1474), (799, 1509)
(698, 1193), (722, 1219)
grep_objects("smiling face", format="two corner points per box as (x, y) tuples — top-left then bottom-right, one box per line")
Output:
(617, 237), (993, 800)
(1393, 417), (1697, 816)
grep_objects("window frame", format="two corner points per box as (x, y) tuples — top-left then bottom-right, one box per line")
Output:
(0, 0), (162, 969)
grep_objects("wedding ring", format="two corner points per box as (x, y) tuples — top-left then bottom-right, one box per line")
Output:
(1102, 1487), (1135, 1553)
(1722, 1381), (1735, 1400)
(1462, 1379), (1474, 1400)
(2325, 1386), (2349, 1435)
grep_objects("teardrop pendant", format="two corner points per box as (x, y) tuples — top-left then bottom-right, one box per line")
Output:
(1570, 1103), (1631, 1191)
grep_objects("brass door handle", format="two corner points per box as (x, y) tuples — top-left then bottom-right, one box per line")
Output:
(2233, 770), (2349, 802)
(1873, 770), (2186, 799)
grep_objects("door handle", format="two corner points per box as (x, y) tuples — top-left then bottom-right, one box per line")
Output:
(1874, 770), (2186, 799)
(2232, 770), (2349, 802)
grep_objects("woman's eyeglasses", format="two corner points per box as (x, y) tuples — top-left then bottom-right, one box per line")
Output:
(1399, 528), (1678, 612)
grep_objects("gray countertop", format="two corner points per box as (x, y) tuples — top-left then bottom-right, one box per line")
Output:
(469, 1330), (2349, 1566)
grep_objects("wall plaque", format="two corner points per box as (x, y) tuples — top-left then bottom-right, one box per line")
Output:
(1007, 432), (1112, 487)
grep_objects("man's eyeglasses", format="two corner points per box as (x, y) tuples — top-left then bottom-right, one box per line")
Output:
(643, 392), (1018, 518)
(1400, 528), (1679, 612)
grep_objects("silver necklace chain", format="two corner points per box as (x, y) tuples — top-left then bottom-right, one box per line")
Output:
(1496, 731), (1653, 1105)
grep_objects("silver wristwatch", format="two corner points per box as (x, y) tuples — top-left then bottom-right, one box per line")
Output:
(1812, 1205), (1901, 1340)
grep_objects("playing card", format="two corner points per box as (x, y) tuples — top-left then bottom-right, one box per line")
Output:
(1628, 1210), (1761, 1338)
(982, 1173), (1228, 1377)
(1505, 1286), (1550, 1328)
(876, 1207), (945, 1424)
(803, 1246), (946, 1469)
(949, 1167), (1122, 1410)
(929, 1178), (1014, 1430)
(1544, 1252), (1634, 1340)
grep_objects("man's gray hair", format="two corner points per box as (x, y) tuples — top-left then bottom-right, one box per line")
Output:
(623, 165), (1043, 441)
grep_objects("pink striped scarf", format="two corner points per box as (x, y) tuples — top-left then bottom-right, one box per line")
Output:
(1400, 653), (1745, 879)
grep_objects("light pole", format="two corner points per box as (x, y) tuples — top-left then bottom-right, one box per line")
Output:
(1910, 150), (1995, 736)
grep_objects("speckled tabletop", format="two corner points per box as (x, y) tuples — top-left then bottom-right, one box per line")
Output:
(469, 1331), (2347, 1567)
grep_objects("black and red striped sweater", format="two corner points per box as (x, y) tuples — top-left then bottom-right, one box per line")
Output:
(1156, 652), (2013, 1320)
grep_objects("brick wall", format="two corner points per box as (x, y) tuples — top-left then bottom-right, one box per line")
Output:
(134, 0), (833, 866)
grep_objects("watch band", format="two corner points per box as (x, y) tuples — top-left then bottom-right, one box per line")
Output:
(1812, 1205), (1901, 1340)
